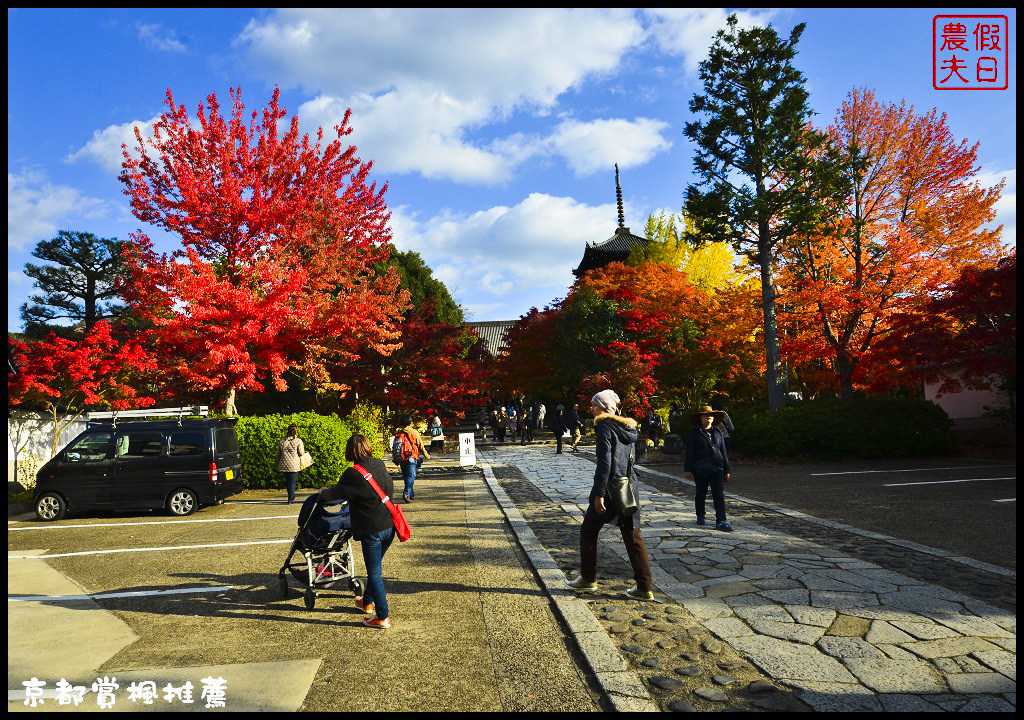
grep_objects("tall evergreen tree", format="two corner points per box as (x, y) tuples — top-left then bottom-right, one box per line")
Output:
(683, 14), (835, 411)
(19, 230), (124, 339)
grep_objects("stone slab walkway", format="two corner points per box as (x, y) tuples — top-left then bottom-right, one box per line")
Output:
(481, 445), (1017, 713)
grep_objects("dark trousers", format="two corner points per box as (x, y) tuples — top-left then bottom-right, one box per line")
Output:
(556, 432), (564, 453)
(579, 504), (653, 592)
(283, 472), (298, 503)
(695, 469), (727, 523)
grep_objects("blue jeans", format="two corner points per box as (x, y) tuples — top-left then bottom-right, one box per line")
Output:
(399, 457), (421, 499)
(361, 527), (396, 619)
(282, 472), (298, 503)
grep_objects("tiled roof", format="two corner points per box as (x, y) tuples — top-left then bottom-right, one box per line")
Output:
(464, 320), (518, 356)
(573, 226), (647, 276)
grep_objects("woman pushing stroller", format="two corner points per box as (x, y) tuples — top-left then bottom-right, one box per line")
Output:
(318, 434), (398, 629)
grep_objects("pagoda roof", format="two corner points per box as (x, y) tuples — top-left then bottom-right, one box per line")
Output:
(572, 226), (647, 277)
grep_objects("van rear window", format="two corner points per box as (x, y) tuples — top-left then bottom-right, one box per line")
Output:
(215, 428), (239, 454)
(170, 431), (208, 456)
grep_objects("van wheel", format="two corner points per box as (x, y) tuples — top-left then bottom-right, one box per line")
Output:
(166, 489), (198, 516)
(36, 493), (67, 522)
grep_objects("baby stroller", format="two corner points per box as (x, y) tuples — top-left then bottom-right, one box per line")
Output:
(278, 493), (363, 610)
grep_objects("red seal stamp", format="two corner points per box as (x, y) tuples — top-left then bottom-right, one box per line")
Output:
(933, 15), (1009, 90)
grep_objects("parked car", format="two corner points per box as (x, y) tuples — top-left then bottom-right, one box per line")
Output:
(33, 418), (244, 522)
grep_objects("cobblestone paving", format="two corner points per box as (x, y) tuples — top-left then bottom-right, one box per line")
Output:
(636, 465), (1017, 613)
(482, 446), (1017, 713)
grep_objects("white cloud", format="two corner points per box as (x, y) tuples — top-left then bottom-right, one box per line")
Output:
(137, 23), (186, 53)
(976, 168), (1016, 249)
(7, 170), (107, 251)
(66, 117), (160, 173)
(548, 117), (672, 177)
(644, 8), (784, 74)
(239, 8), (642, 108)
(390, 193), (621, 319)
(240, 8), (651, 182)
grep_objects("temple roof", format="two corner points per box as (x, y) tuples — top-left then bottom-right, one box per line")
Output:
(464, 320), (517, 356)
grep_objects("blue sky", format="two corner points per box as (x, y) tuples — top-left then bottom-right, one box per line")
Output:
(7, 8), (1016, 330)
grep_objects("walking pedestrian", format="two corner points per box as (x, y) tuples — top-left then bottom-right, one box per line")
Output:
(536, 402), (546, 430)
(428, 411), (444, 453)
(318, 433), (398, 629)
(395, 416), (430, 503)
(565, 389), (655, 600)
(275, 424), (305, 504)
(497, 407), (508, 442)
(553, 404), (566, 454)
(567, 403), (583, 452)
(520, 407), (533, 444)
(684, 405), (733, 531)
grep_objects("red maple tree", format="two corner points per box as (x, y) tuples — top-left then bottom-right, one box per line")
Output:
(874, 254), (1016, 420)
(119, 88), (408, 413)
(8, 321), (157, 455)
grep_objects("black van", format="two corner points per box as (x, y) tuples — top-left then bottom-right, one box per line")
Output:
(33, 418), (244, 521)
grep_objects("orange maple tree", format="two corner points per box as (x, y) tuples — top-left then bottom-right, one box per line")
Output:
(780, 88), (1004, 398)
(119, 88), (408, 413)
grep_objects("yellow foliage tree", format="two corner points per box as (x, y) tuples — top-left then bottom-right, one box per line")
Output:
(632, 211), (744, 291)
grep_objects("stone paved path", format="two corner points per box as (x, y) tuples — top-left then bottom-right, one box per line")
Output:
(481, 445), (1017, 713)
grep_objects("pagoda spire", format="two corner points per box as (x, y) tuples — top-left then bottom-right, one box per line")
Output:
(615, 163), (625, 228)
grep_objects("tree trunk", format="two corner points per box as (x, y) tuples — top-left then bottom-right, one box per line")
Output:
(225, 386), (237, 416)
(758, 229), (787, 412)
(837, 354), (856, 400)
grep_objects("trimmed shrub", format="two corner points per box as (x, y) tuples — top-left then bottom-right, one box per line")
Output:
(730, 397), (956, 460)
(236, 413), (350, 490)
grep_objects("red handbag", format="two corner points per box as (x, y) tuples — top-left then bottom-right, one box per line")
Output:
(353, 464), (411, 542)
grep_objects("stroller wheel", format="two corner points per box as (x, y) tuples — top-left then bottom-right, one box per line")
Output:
(349, 578), (363, 596)
(278, 573), (289, 598)
(304, 588), (316, 610)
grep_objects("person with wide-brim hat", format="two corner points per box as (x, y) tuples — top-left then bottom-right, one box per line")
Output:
(683, 406), (733, 531)
(689, 405), (726, 426)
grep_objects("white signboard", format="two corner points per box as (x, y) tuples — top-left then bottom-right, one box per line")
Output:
(458, 433), (476, 467)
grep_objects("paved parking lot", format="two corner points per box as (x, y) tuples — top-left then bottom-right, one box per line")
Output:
(646, 459), (1017, 569)
(8, 474), (602, 713)
(8, 447), (1017, 712)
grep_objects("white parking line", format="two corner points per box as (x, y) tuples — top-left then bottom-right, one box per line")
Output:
(8, 515), (295, 530)
(884, 477), (1015, 487)
(994, 498), (1016, 503)
(811, 465), (1015, 476)
(8, 539), (292, 559)
(9, 585), (233, 603)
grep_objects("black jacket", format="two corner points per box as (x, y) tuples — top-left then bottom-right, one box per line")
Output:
(320, 457), (395, 540)
(592, 414), (640, 517)
(684, 425), (730, 476)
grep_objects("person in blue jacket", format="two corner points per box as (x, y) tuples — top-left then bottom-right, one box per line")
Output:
(565, 389), (655, 600)
(684, 405), (733, 531)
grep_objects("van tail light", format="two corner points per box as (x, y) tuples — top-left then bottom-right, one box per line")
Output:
(209, 462), (218, 483)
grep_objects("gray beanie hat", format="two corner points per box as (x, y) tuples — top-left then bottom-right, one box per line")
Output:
(591, 389), (620, 413)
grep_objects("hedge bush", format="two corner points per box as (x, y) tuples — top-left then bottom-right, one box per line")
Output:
(729, 397), (956, 460)
(236, 411), (379, 490)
